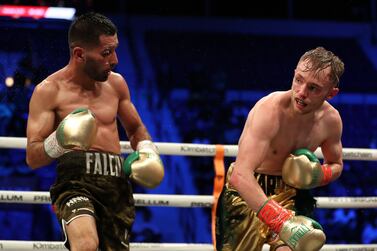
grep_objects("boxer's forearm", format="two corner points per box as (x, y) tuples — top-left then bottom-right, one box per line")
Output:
(26, 141), (54, 169)
(126, 125), (151, 151)
(229, 166), (268, 212)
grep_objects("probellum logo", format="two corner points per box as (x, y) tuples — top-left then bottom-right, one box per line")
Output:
(191, 202), (212, 207)
(0, 194), (23, 202)
(33, 195), (51, 203)
(134, 199), (169, 206)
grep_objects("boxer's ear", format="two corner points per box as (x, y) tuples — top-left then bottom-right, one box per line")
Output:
(72, 47), (85, 62)
(326, 87), (339, 100)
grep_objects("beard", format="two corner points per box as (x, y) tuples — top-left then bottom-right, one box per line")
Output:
(83, 58), (110, 82)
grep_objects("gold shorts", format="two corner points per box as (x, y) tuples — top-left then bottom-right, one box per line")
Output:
(215, 163), (315, 251)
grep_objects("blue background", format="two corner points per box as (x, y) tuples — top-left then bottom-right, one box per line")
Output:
(0, 0), (377, 246)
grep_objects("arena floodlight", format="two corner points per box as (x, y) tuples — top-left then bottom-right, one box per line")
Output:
(0, 5), (76, 20)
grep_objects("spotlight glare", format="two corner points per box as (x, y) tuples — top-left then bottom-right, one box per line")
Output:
(5, 77), (14, 87)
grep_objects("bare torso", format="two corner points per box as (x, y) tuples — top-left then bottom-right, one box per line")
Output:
(48, 68), (122, 154)
(243, 91), (339, 175)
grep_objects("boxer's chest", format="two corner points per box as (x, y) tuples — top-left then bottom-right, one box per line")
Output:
(272, 119), (325, 154)
(56, 86), (118, 126)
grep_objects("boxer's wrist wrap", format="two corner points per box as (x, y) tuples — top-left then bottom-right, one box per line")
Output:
(137, 140), (159, 153)
(257, 199), (292, 233)
(321, 165), (332, 185)
(44, 131), (69, 159)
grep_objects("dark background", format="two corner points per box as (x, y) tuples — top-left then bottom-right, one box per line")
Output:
(0, 0), (377, 248)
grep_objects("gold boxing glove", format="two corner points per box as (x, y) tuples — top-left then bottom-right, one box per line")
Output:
(123, 140), (164, 188)
(257, 199), (326, 251)
(44, 108), (97, 158)
(279, 215), (326, 251)
(282, 148), (332, 189)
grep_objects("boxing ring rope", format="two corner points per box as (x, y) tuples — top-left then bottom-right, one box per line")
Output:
(0, 240), (375, 251)
(0, 136), (376, 251)
(1, 136), (377, 160)
(0, 241), (375, 251)
(1, 190), (377, 208)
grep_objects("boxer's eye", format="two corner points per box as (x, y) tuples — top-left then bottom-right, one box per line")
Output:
(295, 77), (302, 84)
(308, 84), (321, 93)
(308, 85), (317, 91)
(102, 50), (111, 57)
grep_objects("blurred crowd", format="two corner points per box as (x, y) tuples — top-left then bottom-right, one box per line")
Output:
(0, 9), (377, 245)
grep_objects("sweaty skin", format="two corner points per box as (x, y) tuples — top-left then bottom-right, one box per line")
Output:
(229, 59), (343, 216)
(26, 34), (150, 169)
(26, 33), (152, 251)
(26, 13), (156, 251)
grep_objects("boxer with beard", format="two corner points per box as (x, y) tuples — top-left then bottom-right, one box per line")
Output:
(26, 12), (164, 251)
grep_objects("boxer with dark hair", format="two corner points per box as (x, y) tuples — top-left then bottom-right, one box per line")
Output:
(26, 12), (164, 251)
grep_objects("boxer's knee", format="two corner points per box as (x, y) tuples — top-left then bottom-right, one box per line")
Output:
(70, 233), (99, 251)
(66, 216), (99, 251)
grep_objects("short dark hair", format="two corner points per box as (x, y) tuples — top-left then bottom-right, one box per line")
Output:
(299, 47), (344, 87)
(68, 12), (117, 49)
